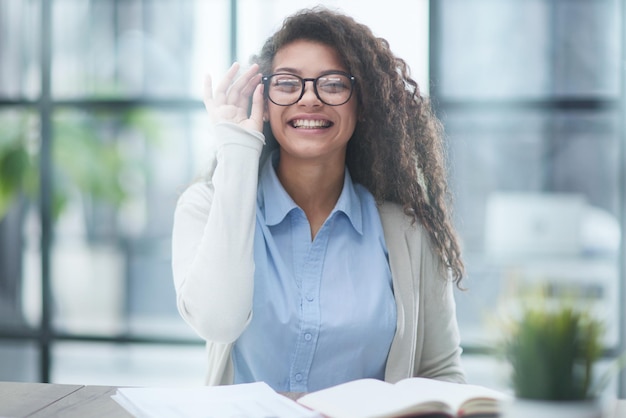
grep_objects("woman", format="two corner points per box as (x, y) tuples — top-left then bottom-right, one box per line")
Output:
(172, 7), (465, 392)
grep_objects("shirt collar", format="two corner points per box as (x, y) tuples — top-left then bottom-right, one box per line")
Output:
(258, 150), (364, 235)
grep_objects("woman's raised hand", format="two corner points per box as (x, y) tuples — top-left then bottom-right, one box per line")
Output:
(203, 62), (264, 133)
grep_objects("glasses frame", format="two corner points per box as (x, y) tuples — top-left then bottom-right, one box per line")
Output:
(262, 71), (356, 106)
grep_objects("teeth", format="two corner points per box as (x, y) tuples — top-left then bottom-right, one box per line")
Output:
(292, 119), (331, 129)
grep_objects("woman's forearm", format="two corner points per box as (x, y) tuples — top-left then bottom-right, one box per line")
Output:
(172, 123), (264, 343)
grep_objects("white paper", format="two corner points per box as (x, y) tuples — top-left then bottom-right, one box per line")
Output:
(111, 381), (320, 418)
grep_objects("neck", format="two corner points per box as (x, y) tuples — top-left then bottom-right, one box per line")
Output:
(276, 152), (345, 239)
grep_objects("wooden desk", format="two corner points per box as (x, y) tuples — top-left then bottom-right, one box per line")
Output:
(0, 382), (132, 418)
(1, 381), (626, 417)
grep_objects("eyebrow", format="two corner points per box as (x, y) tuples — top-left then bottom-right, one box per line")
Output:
(272, 67), (347, 75)
(273, 67), (300, 74)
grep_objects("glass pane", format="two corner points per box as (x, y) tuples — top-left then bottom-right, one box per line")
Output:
(51, 342), (206, 386)
(52, 0), (228, 99)
(0, 341), (39, 382)
(444, 109), (548, 249)
(237, 0), (430, 93)
(550, 111), (621, 212)
(0, 109), (41, 329)
(0, 0), (41, 99)
(50, 108), (209, 339)
(444, 108), (621, 349)
(436, 0), (620, 99)
(552, 1), (621, 97)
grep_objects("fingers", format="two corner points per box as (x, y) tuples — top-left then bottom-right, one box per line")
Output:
(225, 63), (261, 108)
(203, 62), (264, 128)
(214, 62), (240, 104)
(203, 74), (215, 116)
(249, 83), (265, 127)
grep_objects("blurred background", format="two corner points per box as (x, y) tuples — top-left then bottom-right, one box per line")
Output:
(0, 0), (624, 396)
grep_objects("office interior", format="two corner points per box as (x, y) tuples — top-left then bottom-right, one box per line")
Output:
(1, 0), (624, 397)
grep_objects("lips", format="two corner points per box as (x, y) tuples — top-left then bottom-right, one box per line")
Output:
(290, 119), (332, 129)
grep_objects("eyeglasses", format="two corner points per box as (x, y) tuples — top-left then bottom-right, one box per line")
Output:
(262, 72), (356, 106)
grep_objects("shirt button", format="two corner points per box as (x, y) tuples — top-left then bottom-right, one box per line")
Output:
(304, 333), (312, 341)
(306, 295), (314, 302)
(295, 373), (303, 381)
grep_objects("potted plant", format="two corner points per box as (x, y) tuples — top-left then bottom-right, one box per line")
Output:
(501, 295), (610, 418)
(0, 109), (159, 328)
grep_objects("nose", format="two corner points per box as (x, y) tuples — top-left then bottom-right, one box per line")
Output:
(298, 80), (322, 105)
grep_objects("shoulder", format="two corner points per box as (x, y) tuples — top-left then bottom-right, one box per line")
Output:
(377, 201), (407, 220)
(377, 201), (443, 273)
(377, 201), (423, 238)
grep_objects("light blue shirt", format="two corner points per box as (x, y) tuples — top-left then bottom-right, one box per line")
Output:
(233, 151), (397, 392)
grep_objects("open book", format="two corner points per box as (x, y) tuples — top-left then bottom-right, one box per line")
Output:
(297, 377), (511, 418)
(112, 381), (320, 418)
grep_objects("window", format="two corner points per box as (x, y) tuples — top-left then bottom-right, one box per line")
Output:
(430, 0), (624, 393)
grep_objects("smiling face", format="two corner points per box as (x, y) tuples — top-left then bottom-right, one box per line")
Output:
(266, 39), (358, 166)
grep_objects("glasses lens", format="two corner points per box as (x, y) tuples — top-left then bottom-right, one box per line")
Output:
(316, 74), (353, 105)
(267, 75), (302, 106)
(265, 73), (354, 106)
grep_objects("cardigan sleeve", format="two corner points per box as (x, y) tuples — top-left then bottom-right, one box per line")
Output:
(171, 122), (264, 343)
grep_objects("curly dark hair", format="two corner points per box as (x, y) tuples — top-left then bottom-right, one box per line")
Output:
(252, 7), (464, 285)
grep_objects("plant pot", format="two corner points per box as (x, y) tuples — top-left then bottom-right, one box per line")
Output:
(501, 398), (606, 418)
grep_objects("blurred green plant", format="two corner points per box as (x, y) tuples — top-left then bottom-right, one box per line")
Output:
(0, 112), (37, 218)
(0, 109), (160, 220)
(505, 301), (603, 401)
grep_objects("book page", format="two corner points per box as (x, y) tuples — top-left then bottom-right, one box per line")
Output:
(298, 378), (455, 418)
(298, 378), (510, 418)
(112, 381), (320, 418)
(394, 378), (510, 415)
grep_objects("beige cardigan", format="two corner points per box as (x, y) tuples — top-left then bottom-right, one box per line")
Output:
(172, 123), (465, 386)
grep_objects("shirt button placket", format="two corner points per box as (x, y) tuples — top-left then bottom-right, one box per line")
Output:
(290, 216), (327, 392)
